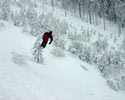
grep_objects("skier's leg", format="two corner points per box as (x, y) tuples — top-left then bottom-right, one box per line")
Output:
(43, 42), (47, 48)
(41, 41), (45, 47)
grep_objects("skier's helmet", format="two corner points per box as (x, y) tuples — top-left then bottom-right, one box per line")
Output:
(49, 31), (52, 34)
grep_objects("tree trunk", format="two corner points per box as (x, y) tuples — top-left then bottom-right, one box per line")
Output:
(62, 0), (67, 16)
(89, 8), (92, 24)
(51, 0), (54, 11)
(78, 0), (82, 18)
(42, 0), (45, 7)
(103, 14), (106, 30)
(95, 5), (98, 25)
(82, 1), (86, 21)
(65, 8), (67, 16)
(118, 22), (121, 36)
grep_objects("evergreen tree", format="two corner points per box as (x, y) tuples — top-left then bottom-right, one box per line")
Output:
(115, 2), (125, 35)
(0, 0), (10, 20)
(32, 37), (43, 64)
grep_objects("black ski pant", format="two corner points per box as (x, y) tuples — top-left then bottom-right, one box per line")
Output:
(41, 41), (47, 48)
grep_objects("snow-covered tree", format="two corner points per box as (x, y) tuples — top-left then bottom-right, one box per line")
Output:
(13, 11), (22, 26)
(115, 2), (125, 35)
(51, 0), (55, 11)
(0, 0), (10, 20)
(68, 40), (83, 56)
(79, 45), (92, 63)
(54, 37), (66, 49)
(51, 47), (65, 57)
(26, 6), (37, 26)
(32, 37), (43, 64)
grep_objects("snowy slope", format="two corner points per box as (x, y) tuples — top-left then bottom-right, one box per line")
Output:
(0, 20), (125, 100)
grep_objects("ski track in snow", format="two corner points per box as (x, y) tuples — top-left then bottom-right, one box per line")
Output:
(0, 20), (125, 100)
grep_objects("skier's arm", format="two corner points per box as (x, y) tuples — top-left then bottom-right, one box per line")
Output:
(49, 36), (53, 44)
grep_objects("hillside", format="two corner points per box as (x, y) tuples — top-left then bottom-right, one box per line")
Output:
(0, 20), (125, 100)
(0, 0), (125, 100)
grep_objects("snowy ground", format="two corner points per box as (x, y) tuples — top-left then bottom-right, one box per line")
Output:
(0, 20), (125, 100)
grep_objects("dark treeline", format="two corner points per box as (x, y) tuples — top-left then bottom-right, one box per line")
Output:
(45, 0), (125, 34)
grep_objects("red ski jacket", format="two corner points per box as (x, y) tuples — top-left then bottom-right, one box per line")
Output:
(42, 32), (53, 44)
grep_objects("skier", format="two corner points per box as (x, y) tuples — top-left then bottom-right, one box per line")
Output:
(41, 31), (53, 48)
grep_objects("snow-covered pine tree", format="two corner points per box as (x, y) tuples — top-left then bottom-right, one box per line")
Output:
(115, 2), (125, 35)
(51, 0), (55, 11)
(26, 5), (37, 36)
(19, 7), (27, 27)
(0, 0), (10, 20)
(32, 37), (43, 64)
(13, 11), (22, 26)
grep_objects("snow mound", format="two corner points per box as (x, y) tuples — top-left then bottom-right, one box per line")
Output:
(11, 52), (28, 67)
(0, 22), (5, 28)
